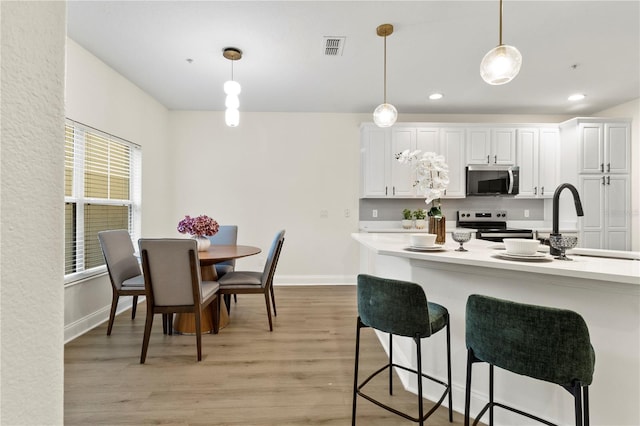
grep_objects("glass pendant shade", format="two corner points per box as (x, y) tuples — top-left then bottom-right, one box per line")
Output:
(480, 44), (522, 85)
(223, 80), (241, 96)
(225, 108), (239, 127)
(373, 103), (398, 128)
(225, 94), (240, 109)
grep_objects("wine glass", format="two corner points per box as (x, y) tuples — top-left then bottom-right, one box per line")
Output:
(451, 230), (472, 252)
(549, 235), (578, 260)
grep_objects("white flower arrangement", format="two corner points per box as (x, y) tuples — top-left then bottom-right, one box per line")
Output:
(395, 150), (449, 217)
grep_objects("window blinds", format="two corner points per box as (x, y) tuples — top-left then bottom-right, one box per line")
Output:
(64, 120), (141, 279)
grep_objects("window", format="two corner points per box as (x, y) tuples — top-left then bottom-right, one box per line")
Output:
(64, 120), (141, 282)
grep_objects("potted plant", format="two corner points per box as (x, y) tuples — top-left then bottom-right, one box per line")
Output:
(413, 209), (427, 229)
(402, 209), (413, 229)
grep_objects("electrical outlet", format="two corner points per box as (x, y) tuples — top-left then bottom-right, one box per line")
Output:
(524, 209), (530, 218)
(344, 209), (350, 218)
(320, 209), (328, 218)
(372, 209), (378, 218)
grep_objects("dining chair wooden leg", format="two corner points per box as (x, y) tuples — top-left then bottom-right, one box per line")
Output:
(162, 313), (168, 335)
(270, 286), (277, 317)
(107, 292), (119, 336)
(217, 296), (222, 334)
(195, 309), (203, 361)
(264, 292), (273, 331)
(211, 299), (219, 334)
(131, 295), (138, 319)
(140, 311), (154, 364)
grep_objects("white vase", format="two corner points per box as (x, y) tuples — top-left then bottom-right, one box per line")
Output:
(402, 219), (413, 229)
(415, 219), (427, 229)
(194, 236), (211, 251)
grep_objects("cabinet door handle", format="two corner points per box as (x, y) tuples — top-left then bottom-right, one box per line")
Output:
(385, 186), (388, 196)
(602, 176), (606, 185)
(487, 155), (490, 164)
(600, 163), (604, 172)
(534, 187), (537, 195)
(393, 186), (396, 195)
(607, 176), (610, 185)
(494, 155), (498, 164)
(541, 186), (544, 195)
(607, 163), (611, 172)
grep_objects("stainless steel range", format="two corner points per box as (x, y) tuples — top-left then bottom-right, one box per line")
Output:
(457, 210), (534, 242)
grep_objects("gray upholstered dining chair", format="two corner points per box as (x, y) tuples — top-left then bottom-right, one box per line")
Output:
(98, 230), (146, 336)
(464, 294), (595, 426)
(208, 225), (238, 278)
(216, 229), (285, 331)
(209, 225), (238, 308)
(352, 274), (453, 426)
(138, 238), (220, 363)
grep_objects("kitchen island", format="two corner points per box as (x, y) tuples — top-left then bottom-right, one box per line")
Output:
(352, 232), (640, 425)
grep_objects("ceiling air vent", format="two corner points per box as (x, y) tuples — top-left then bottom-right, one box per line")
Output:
(323, 36), (346, 56)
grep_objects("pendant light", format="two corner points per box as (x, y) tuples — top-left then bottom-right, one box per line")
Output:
(223, 47), (242, 127)
(373, 24), (397, 128)
(480, 0), (522, 85)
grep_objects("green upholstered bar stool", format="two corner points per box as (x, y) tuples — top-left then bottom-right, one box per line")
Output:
(464, 294), (596, 426)
(352, 274), (453, 425)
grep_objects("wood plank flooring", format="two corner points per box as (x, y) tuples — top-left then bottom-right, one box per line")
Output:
(65, 286), (467, 425)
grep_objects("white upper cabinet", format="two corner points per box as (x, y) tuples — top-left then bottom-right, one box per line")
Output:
(360, 123), (466, 199)
(390, 128), (417, 197)
(439, 128), (466, 197)
(466, 127), (516, 165)
(516, 127), (559, 198)
(360, 125), (390, 197)
(578, 121), (630, 174)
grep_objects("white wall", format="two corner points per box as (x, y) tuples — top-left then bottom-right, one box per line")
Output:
(596, 98), (640, 250)
(1, 2), (66, 423)
(64, 39), (171, 341)
(167, 111), (362, 282)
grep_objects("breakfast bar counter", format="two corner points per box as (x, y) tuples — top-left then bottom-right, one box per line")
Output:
(352, 232), (640, 425)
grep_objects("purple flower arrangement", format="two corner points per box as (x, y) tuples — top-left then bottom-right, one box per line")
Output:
(177, 215), (220, 237)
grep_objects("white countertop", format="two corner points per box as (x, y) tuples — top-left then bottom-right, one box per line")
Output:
(352, 232), (640, 286)
(359, 220), (578, 233)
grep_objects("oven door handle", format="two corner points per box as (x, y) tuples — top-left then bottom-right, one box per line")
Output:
(507, 167), (514, 194)
(479, 232), (533, 238)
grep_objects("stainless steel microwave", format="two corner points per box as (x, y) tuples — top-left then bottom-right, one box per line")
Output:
(466, 165), (519, 196)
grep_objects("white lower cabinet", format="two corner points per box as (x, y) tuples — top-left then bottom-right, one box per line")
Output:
(579, 174), (630, 250)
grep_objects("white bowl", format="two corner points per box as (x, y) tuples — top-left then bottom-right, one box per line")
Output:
(410, 233), (437, 247)
(503, 238), (540, 256)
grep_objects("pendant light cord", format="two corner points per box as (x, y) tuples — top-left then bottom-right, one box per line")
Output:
(499, 0), (503, 46)
(383, 34), (387, 103)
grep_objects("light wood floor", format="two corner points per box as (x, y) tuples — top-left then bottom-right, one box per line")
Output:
(65, 286), (467, 425)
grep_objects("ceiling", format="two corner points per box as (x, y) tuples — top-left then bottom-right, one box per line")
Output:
(66, 1), (640, 116)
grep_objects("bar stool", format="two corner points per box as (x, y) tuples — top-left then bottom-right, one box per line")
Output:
(352, 274), (453, 425)
(464, 294), (595, 426)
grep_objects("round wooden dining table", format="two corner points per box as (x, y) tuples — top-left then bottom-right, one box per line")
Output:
(173, 244), (261, 334)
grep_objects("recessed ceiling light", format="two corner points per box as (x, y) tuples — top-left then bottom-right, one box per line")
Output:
(429, 93), (444, 100)
(568, 93), (586, 101)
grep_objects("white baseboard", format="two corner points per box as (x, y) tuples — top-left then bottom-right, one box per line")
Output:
(274, 275), (356, 285)
(64, 297), (144, 343)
